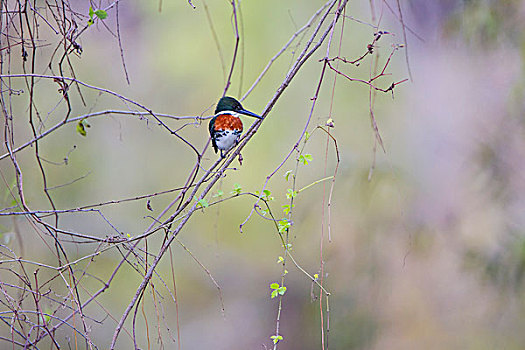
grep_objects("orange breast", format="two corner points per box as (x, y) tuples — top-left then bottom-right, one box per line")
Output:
(214, 114), (243, 131)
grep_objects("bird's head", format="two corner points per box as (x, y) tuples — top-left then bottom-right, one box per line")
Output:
(215, 96), (262, 119)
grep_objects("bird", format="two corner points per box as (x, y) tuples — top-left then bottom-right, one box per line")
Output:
(209, 96), (262, 158)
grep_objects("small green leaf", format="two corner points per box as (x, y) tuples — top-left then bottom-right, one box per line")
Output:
(76, 121), (87, 136)
(38, 312), (51, 324)
(284, 170), (293, 181)
(262, 189), (273, 201)
(305, 131), (310, 141)
(256, 189), (273, 201)
(313, 273), (319, 280)
(282, 204), (294, 215)
(270, 283), (286, 298)
(277, 256), (284, 263)
(88, 7), (107, 25)
(196, 197), (209, 208)
(299, 154), (313, 165)
(231, 183), (242, 195)
(94, 9), (108, 19)
(277, 219), (291, 233)
(213, 190), (224, 198)
(88, 7), (95, 26)
(271, 335), (283, 344)
(285, 189), (297, 199)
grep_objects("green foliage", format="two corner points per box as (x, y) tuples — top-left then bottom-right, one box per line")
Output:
(286, 189), (297, 199)
(277, 219), (291, 233)
(277, 256), (284, 263)
(270, 335), (283, 344)
(282, 204), (294, 215)
(231, 183), (242, 195)
(255, 189), (273, 201)
(298, 153), (313, 165)
(76, 120), (89, 136)
(270, 282), (287, 299)
(284, 170), (293, 181)
(213, 189), (224, 198)
(38, 310), (51, 325)
(88, 7), (108, 26)
(262, 189), (273, 201)
(194, 196), (209, 208)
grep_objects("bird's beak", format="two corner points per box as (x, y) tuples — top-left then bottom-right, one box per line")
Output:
(239, 109), (263, 119)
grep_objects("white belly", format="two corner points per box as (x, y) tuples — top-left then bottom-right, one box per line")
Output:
(215, 129), (241, 151)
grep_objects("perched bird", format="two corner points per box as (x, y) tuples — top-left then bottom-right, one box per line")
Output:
(209, 96), (262, 158)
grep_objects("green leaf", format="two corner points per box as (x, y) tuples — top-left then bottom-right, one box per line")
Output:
(283, 243), (293, 250)
(299, 154), (313, 165)
(305, 131), (310, 141)
(282, 204), (294, 215)
(285, 189), (297, 199)
(271, 290), (278, 299)
(270, 283), (280, 290)
(88, 7), (95, 26)
(277, 219), (291, 233)
(213, 190), (224, 198)
(284, 170), (293, 181)
(256, 189), (273, 201)
(277, 256), (284, 263)
(94, 9), (108, 19)
(88, 7), (107, 26)
(195, 196), (208, 208)
(278, 286), (287, 295)
(262, 189), (273, 201)
(76, 121), (87, 136)
(271, 335), (283, 344)
(231, 183), (242, 195)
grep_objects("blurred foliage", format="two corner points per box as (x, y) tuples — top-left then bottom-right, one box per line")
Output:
(443, 0), (525, 46)
(441, 0), (525, 294)
(465, 234), (525, 292)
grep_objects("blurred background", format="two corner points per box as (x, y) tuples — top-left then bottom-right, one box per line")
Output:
(1, 0), (525, 349)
